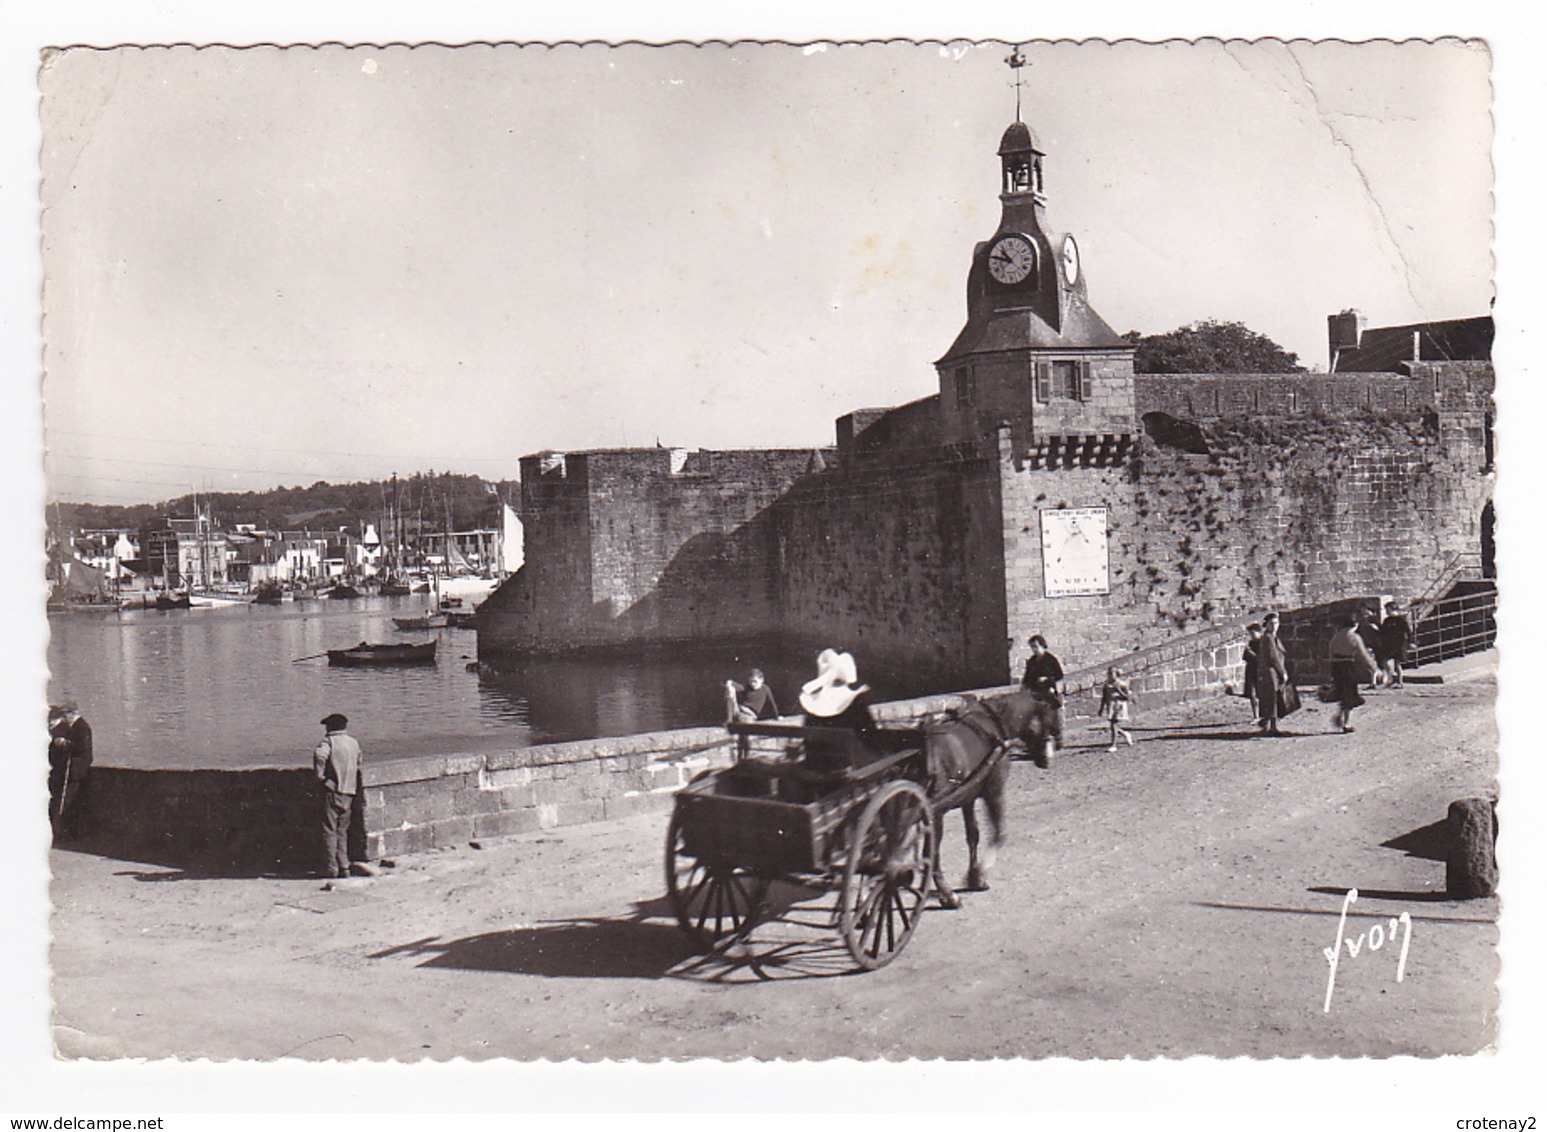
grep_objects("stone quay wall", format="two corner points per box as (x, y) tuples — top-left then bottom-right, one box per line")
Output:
(69, 765), (352, 876)
(69, 618), (1271, 875)
(360, 728), (732, 860)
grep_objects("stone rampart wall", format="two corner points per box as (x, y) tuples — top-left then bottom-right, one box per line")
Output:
(1000, 397), (1491, 683)
(480, 452), (593, 651)
(1134, 361), (1492, 424)
(772, 451), (1008, 688)
(480, 364), (1492, 692)
(480, 448), (813, 655)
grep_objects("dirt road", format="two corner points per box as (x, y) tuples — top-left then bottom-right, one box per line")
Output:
(50, 664), (1498, 1060)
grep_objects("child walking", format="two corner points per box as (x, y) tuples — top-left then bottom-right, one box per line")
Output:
(1100, 666), (1135, 752)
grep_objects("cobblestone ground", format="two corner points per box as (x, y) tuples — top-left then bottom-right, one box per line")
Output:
(50, 664), (1498, 1061)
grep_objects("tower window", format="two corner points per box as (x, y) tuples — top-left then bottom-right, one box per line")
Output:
(955, 367), (975, 409)
(1035, 360), (1094, 403)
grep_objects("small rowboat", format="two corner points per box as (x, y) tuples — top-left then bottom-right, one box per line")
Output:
(326, 640), (438, 666)
(392, 614), (446, 631)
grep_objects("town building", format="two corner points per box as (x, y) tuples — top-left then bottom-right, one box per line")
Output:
(1328, 309), (1494, 373)
(140, 516), (229, 590)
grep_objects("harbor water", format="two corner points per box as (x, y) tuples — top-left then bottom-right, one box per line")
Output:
(45, 596), (929, 770)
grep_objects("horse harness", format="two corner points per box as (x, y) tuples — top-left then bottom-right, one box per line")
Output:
(924, 698), (1010, 794)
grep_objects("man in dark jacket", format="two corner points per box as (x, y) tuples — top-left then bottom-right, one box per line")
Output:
(313, 712), (362, 879)
(1020, 635), (1064, 767)
(48, 704), (92, 843)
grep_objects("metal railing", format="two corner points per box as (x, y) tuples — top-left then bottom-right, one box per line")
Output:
(1409, 550), (1486, 626)
(1410, 582), (1497, 668)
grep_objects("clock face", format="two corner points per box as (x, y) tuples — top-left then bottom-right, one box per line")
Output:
(1061, 236), (1081, 286)
(987, 235), (1036, 286)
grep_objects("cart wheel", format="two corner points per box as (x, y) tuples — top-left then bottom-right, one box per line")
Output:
(665, 809), (769, 951)
(838, 780), (935, 971)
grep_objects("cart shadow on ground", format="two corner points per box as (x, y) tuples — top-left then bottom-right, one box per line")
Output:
(363, 881), (913, 982)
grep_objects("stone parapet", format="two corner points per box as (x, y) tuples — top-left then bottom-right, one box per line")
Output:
(361, 727), (733, 861)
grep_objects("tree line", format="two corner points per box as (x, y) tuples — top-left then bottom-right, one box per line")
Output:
(53, 471), (519, 535)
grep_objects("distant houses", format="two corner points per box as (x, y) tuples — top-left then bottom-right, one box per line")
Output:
(48, 510), (522, 594)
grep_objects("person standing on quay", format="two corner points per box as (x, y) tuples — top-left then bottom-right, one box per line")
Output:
(1379, 601), (1413, 688)
(1242, 623), (1264, 725)
(1020, 635), (1065, 767)
(1254, 613), (1289, 737)
(1328, 613), (1379, 733)
(314, 712), (362, 879)
(1357, 606), (1385, 688)
(48, 703), (93, 843)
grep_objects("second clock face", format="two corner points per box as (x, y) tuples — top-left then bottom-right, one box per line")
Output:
(988, 235), (1036, 286)
(1061, 236), (1081, 286)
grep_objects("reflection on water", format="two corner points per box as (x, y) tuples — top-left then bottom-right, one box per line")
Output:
(47, 600), (933, 770)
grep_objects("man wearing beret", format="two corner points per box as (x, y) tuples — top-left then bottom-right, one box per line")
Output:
(313, 712), (362, 879)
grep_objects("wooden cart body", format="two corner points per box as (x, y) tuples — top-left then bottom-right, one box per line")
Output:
(674, 731), (922, 877)
(667, 721), (969, 971)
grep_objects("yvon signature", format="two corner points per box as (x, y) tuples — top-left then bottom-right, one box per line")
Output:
(1323, 888), (1412, 1012)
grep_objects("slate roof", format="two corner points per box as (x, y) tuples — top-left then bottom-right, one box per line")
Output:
(1333, 316), (1493, 373)
(936, 292), (1131, 365)
(998, 120), (1043, 155)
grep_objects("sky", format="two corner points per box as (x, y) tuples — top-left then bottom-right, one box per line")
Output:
(3, 3), (1545, 1118)
(37, 37), (1494, 506)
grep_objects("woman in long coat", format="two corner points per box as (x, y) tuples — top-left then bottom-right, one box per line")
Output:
(1253, 612), (1289, 736)
(1328, 612), (1379, 733)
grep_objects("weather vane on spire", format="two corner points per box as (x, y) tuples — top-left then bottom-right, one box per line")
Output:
(1005, 43), (1029, 121)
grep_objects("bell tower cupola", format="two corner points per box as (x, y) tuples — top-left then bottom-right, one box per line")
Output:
(999, 119), (1045, 203)
(934, 48), (1136, 462)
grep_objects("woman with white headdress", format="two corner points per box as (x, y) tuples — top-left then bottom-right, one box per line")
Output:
(799, 648), (876, 773)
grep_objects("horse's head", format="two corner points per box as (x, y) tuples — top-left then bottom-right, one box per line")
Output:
(985, 690), (1053, 749)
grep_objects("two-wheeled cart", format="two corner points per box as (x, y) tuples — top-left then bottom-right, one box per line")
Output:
(665, 718), (1014, 971)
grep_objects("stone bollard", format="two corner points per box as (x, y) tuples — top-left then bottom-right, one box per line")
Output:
(1446, 798), (1498, 898)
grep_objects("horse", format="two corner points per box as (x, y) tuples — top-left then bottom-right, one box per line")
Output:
(921, 689), (1055, 907)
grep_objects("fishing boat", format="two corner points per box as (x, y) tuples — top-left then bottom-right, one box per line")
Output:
(328, 583), (364, 600)
(46, 595), (123, 614)
(392, 614), (446, 631)
(188, 589), (251, 607)
(155, 591), (193, 610)
(253, 581), (285, 605)
(326, 640), (438, 667)
(444, 610), (478, 629)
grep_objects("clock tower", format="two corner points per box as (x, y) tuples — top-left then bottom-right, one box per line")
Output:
(936, 109), (1137, 466)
